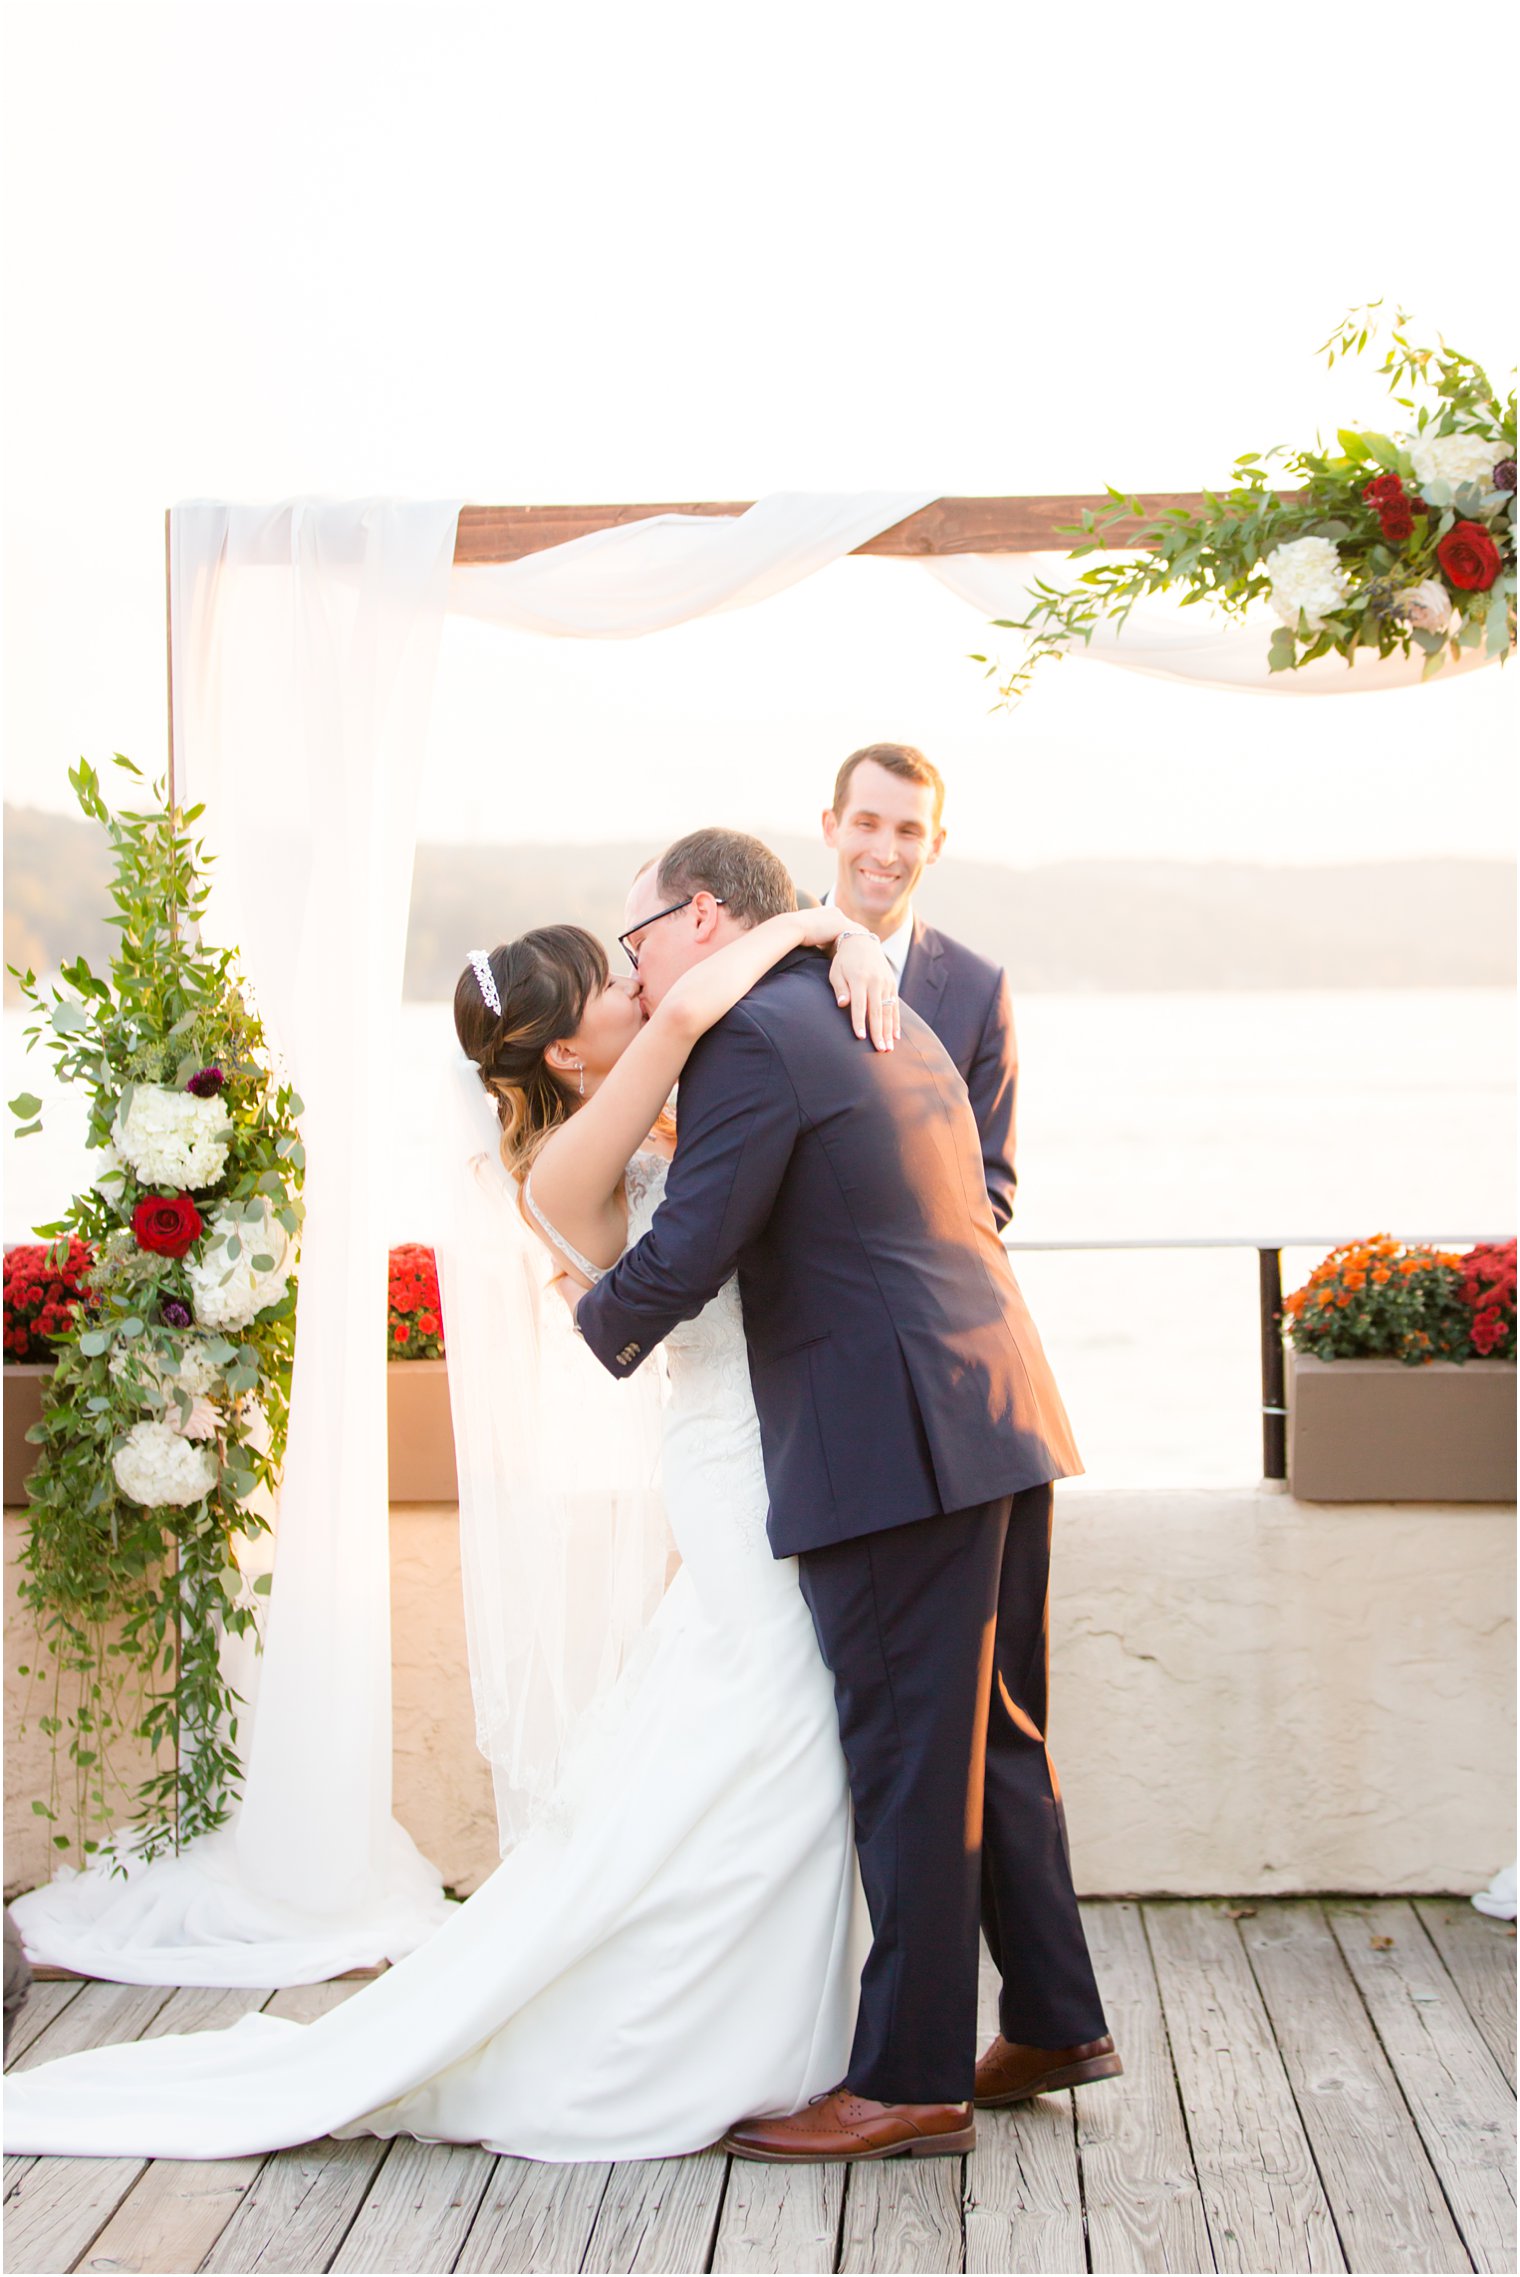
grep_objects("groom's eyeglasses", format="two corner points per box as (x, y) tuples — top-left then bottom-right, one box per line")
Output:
(618, 895), (725, 971)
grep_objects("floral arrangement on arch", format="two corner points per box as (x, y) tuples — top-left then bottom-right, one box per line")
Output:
(7, 757), (305, 1865)
(1283, 1235), (1515, 1366)
(985, 308), (1515, 698)
(3, 1240), (94, 1364)
(388, 1244), (444, 1360)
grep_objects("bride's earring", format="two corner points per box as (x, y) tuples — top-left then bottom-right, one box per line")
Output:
(576, 1061), (585, 1098)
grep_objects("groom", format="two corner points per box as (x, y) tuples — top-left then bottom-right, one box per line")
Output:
(575, 829), (1118, 2161)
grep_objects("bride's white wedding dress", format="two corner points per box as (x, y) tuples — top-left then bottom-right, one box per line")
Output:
(4, 1156), (862, 2161)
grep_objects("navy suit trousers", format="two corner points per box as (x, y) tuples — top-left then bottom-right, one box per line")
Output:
(797, 1487), (1108, 2102)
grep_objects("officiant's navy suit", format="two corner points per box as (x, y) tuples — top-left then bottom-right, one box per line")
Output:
(899, 914), (1019, 1233)
(578, 950), (1108, 2102)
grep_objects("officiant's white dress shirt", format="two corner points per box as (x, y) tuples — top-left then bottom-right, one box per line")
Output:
(821, 888), (913, 978)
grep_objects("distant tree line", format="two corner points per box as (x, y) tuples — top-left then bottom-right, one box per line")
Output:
(5, 806), (1514, 1005)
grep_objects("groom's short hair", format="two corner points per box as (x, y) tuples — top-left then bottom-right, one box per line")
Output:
(657, 829), (797, 930)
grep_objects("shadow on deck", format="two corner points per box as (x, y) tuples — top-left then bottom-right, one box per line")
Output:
(4, 1898), (1515, 2275)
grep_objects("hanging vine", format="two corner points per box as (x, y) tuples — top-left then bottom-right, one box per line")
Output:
(977, 307), (1515, 701)
(7, 758), (305, 1866)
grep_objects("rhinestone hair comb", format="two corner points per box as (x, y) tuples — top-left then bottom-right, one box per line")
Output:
(469, 949), (502, 1017)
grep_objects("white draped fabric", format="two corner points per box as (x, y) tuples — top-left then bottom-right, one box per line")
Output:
(448, 492), (938, 636)
(14, 501), (464, 1983)
(927, 552), (1501, 694)
(437, 1057), (672, 1852)
(12, 491), (935, 1985)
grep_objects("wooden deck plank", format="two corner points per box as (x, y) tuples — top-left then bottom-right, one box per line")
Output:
(2, 1981), (197, 2275)
(64, 1989), (278, 2275)
(193, 1982), (386, 2276)
(3, 2153), (148, 2276)
(1074, 1899), (1214, 2275)
(1329, 1900), (1516, 2274)
(197, 2136), (393, 2275)
(1144, 1900), (1344, 2274)
(710, 2160), (844, 2274)
(74, 2156), (268, 2275)
(967, 2100), (1081, 2276)
(5, 1977), (87, 2067)
(1241, 1902), (1468, 2275)
(580, 2150), (728, 2274)
(6, 1980), (178, 2071)
(329, 2136), (497, 2274)
(455, 2157), (611, 2274)
(838, 2158), (964, 2274)
(1414, 1900), (1517, 2091)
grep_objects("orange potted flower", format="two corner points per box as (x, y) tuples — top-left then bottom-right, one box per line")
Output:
(1283, 1236), (1516, 1502)
(386, 1243), (457, 1502)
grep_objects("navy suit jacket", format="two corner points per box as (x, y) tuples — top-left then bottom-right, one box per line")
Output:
(900, 916), (1018, 1232)
(576, 951), (1080, 1557)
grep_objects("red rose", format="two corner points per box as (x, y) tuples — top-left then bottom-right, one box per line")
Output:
(1436, 520), (1501, 592)
(394, 1323), (411, 1344)
(417, 1312), (439, 1335)
(1380, 505), (1414, 542)
(132, 1193), (203, 1259)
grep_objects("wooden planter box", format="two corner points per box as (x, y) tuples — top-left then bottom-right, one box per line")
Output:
(3, 1364), (49, 1508)
(387, 1357), (459, 1503)
(5, 1360), (459, 1507)
(1287, 1349), (1517, 1503)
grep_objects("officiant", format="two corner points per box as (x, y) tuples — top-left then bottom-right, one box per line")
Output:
(816, 742), (1019, 1228)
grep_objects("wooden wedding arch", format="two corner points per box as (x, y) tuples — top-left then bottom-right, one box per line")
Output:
(161, 488), (1322, 1478)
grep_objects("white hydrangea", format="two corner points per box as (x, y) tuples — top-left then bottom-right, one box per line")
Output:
(1394, 579), (1455, 634)
(110, 1339), (222, 1435)
(1264, 535), (1350, 631)
(113, 1084), (232, 1192)
(1406, 430), (1507, 493)
(111, 1339), (218, 1398)
(112, 1420), (219, 1507)
(92, 1142), (131, 1205)
(186, 1200), (294, 1332)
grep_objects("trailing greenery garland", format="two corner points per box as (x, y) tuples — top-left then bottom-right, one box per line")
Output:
(979, 307), (1516, 702)
(7, 759), (305, 1867)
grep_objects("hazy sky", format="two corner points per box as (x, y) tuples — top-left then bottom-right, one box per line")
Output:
(3, 0), (1515, 868)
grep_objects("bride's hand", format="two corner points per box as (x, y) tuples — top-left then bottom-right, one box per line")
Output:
(827, 929), (900, 1052)
(546, 1265), (591, 1314)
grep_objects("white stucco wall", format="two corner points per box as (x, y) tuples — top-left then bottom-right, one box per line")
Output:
(6, 1490), (1514, 1901)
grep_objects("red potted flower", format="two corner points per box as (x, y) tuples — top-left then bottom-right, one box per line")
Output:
(386, 1244), (455, 1502)
(1283, 1235), (1517, 1502)
(3, 1240), (94, 1505)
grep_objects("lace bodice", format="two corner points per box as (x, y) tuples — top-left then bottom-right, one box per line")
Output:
(524, 1152), (747, 1376)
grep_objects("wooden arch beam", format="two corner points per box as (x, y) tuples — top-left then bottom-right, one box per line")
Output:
(452, 493), (1208, 564)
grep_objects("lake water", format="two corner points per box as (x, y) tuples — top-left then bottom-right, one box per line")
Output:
(6, 991), (1513, 1489)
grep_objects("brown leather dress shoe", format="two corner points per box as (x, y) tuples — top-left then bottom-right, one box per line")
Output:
(974, 2033), (1122, 2106)
(722, 2088), (975, 2163)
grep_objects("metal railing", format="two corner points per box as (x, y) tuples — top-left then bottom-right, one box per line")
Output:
(1002, 1234), (1502, 1482)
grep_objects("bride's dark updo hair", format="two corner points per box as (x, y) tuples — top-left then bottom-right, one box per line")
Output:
(454, 926), (608, 1178)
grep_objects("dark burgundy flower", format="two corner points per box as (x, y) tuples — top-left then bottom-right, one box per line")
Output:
(187, 1065), (225, 1098)
(161, 1298), (192, 1329)
(1494, 459), (1517, 493)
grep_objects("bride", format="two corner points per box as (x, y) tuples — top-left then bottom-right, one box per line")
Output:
(3, 898), (898, 2163)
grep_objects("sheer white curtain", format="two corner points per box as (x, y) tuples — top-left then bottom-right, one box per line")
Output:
(927, 552), (1500, 694)
(13, 490), (934, 1984)
(14, 502), (463, 1983)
